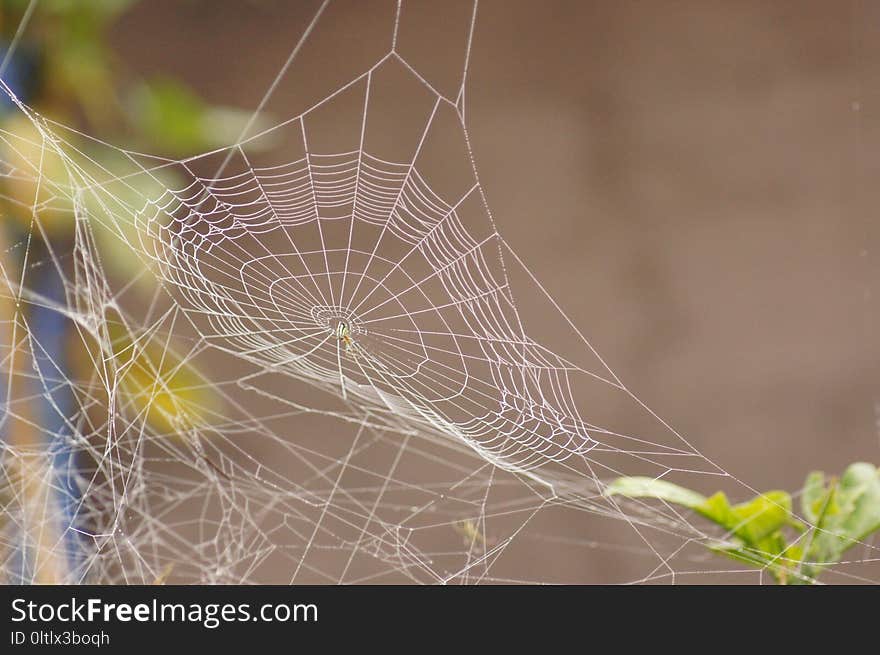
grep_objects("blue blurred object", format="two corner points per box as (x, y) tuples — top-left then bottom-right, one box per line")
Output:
(0, 40), (42, 109)
(0, 31), (84, 580)
(0, 233), (86, 582)
(29, 252), (87, 581)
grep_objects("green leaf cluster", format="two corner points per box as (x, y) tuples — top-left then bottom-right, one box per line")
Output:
(606, 463), (880, 584)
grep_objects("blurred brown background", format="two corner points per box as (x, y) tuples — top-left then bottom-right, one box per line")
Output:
(107, 0), (878, 582)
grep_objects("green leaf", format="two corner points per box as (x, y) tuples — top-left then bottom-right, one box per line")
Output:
(838, 462), (880, 545)
(693, 491), (735, 529)
(605, 477), (707, 509)
(130, 78), (208, 155)
(708, 528), (798, 583)
(801, 471), (827, 524)
(130, 79), (277, 155)
(608, 477), (801, 583)
(607, 467), (880, 585)
(808, 463), (880, 567)
(728, 491), (793, 544)
(606, 479), (794, 545)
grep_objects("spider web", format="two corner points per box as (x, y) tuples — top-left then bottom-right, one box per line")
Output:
(0, 0), (877, 585)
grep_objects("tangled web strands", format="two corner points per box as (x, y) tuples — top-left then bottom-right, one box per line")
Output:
(2, 1), (873, 585)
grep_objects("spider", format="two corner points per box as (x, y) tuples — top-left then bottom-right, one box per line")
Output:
(335, 320), (354, 354)
(334, 320), (357, 401)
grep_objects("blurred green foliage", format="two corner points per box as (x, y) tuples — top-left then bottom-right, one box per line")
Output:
(70, 310), (219, 436)
(607, 462), (880, 584)
(0, 0), (236, 433)
(3, 0), (270, 154)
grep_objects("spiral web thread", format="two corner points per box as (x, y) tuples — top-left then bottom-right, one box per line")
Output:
(0, 0), (877, 584)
